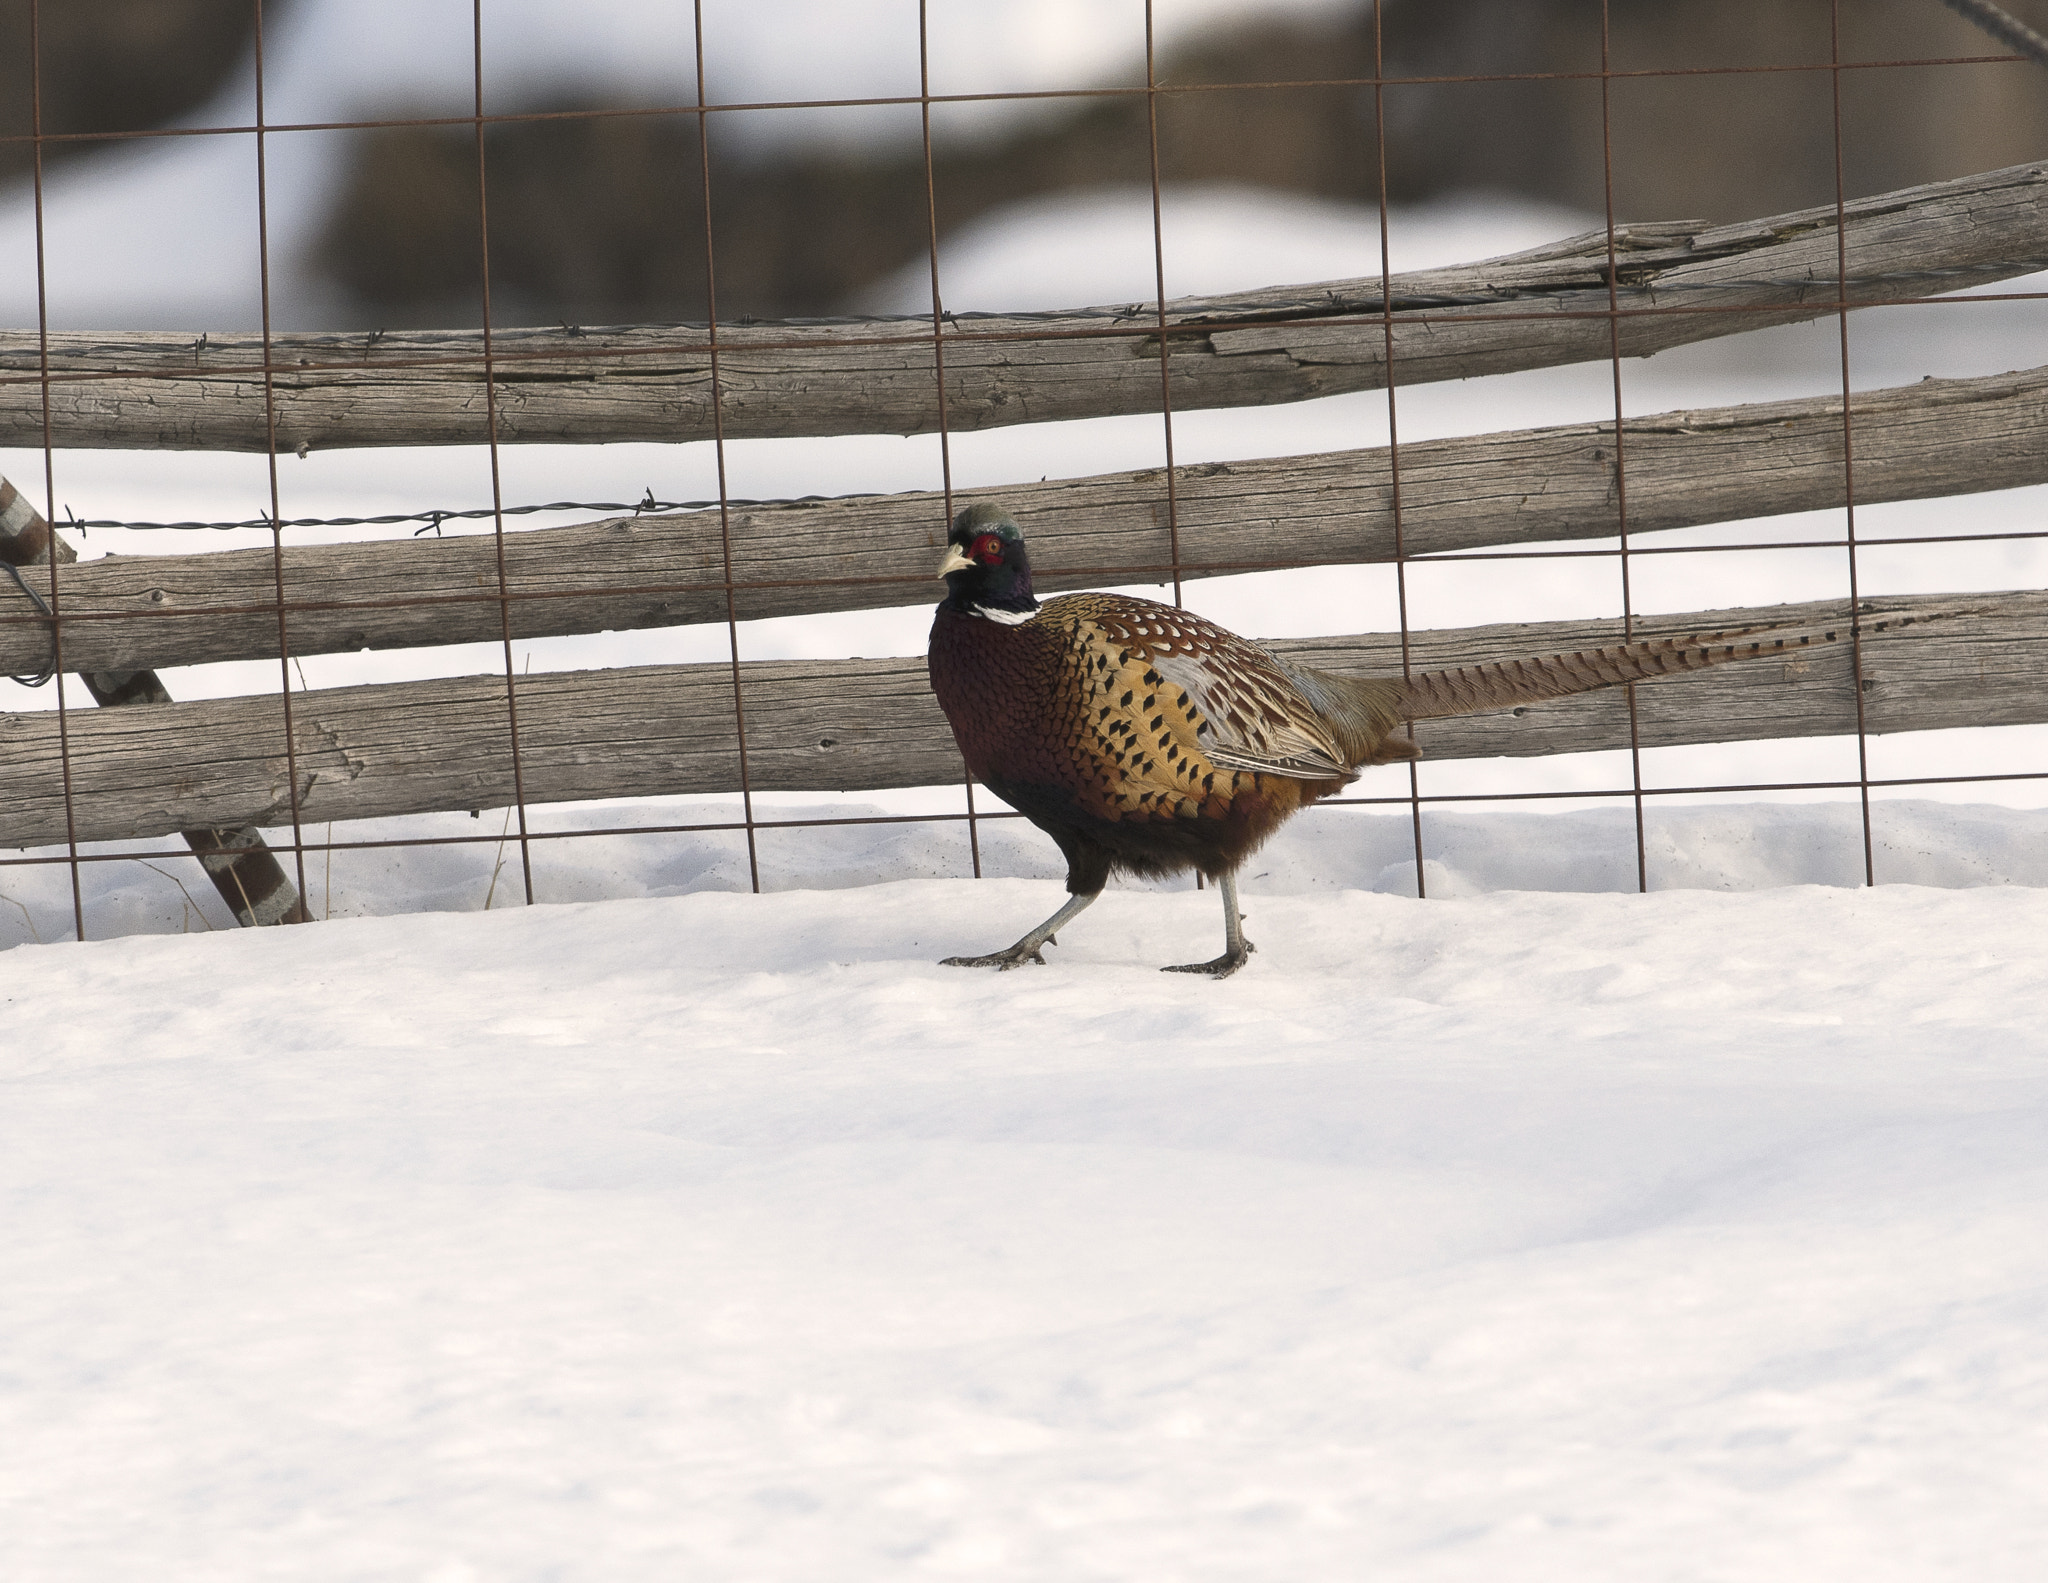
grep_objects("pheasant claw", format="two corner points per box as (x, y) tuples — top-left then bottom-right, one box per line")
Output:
(1161, 939), (1256, 979)
(939, 889), (1099, 971)
(1162, 871), (1255, 977)
(941, 946), (1047, 970)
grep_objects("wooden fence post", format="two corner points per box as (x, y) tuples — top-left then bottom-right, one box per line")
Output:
(0, 475), (309, 926)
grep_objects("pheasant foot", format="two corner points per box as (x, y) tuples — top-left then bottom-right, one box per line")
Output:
(942, 944), (1050, 970)
(1162, 870), (1254, 978)
(1162, 940), (1256, 978)
(940, 889), (1098, 970)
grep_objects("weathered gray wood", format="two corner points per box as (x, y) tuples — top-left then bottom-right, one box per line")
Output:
(4, 161), (2046, 452)
(10, 361), (2048, 678)
(2, 591), (2034, 852)
(0, 475), (308, 924)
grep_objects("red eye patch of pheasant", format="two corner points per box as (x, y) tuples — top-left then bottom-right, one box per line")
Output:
(971, 533), (1006, 565)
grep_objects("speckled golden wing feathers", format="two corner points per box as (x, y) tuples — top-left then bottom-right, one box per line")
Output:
(1058, 615), (1228, 819)
(1050, 597), (1359, 813)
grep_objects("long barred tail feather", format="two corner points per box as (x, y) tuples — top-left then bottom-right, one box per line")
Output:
(1388, 608), (1969, 724)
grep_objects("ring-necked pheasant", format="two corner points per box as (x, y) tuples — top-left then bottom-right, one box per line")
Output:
(926, 502), (1881, 977)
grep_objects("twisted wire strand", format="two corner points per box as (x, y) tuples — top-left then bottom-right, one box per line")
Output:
(0, 558), (55, 686)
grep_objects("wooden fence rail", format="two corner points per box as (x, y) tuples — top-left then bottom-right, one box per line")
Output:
(0, 478), (308, 922)
(2, 161), (2045, 452)
(3, 591), (2037, 852)
(6, 360), (2047, 679)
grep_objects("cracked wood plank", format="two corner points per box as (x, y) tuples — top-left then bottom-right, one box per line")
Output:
(9, 361), (2048, 677)
(1, 591), (2035, 851)
(3, 161), (2047, 451)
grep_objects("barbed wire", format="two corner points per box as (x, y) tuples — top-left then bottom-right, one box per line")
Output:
(60, 490), (844, 536)
(39, 253), (2048, 540)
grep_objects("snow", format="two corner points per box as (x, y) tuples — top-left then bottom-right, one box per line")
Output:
(5, 16), (2048, 1569)
(6, 815), (2048, 1577)
(11, 797), (2048, 946)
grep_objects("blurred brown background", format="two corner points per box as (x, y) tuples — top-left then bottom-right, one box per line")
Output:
(0, 0), (268, 182)
(6, 0), (2048, 325)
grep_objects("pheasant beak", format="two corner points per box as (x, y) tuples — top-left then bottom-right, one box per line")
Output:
(936, 543), (975, 579)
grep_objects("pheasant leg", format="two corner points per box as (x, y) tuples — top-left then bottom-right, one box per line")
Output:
(1163, 870), (1255, 978)
(942, 889), (1100, 970)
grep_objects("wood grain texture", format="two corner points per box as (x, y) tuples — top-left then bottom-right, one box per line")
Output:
(9, 361), (2048, 678)
(3, 161), (2045, 452)
(2, 591), (2035, 852)
(0, 476), (308, 923)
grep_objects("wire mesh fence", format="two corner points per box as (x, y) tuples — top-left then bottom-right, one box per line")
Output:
(4, 0), (2048, 944)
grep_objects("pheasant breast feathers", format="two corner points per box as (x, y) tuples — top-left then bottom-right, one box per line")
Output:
(930, 590), (1372, 833)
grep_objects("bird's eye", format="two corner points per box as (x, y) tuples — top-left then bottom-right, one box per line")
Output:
(973, 534), (1005, 565)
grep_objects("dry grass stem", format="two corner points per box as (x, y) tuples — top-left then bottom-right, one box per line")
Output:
(1, 888), (44, 945)
(134, 859), (218, 931)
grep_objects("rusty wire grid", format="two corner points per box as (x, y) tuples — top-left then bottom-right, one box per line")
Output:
(4, 0), (2048, 939)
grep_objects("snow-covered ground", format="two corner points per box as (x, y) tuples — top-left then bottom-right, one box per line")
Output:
(5, 18), (2048, 1569)
(8, 797), (2048, 947)
(6, 808), (2048, 1578)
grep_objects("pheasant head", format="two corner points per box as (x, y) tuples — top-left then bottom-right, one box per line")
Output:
(937, 503), (1038, 621)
